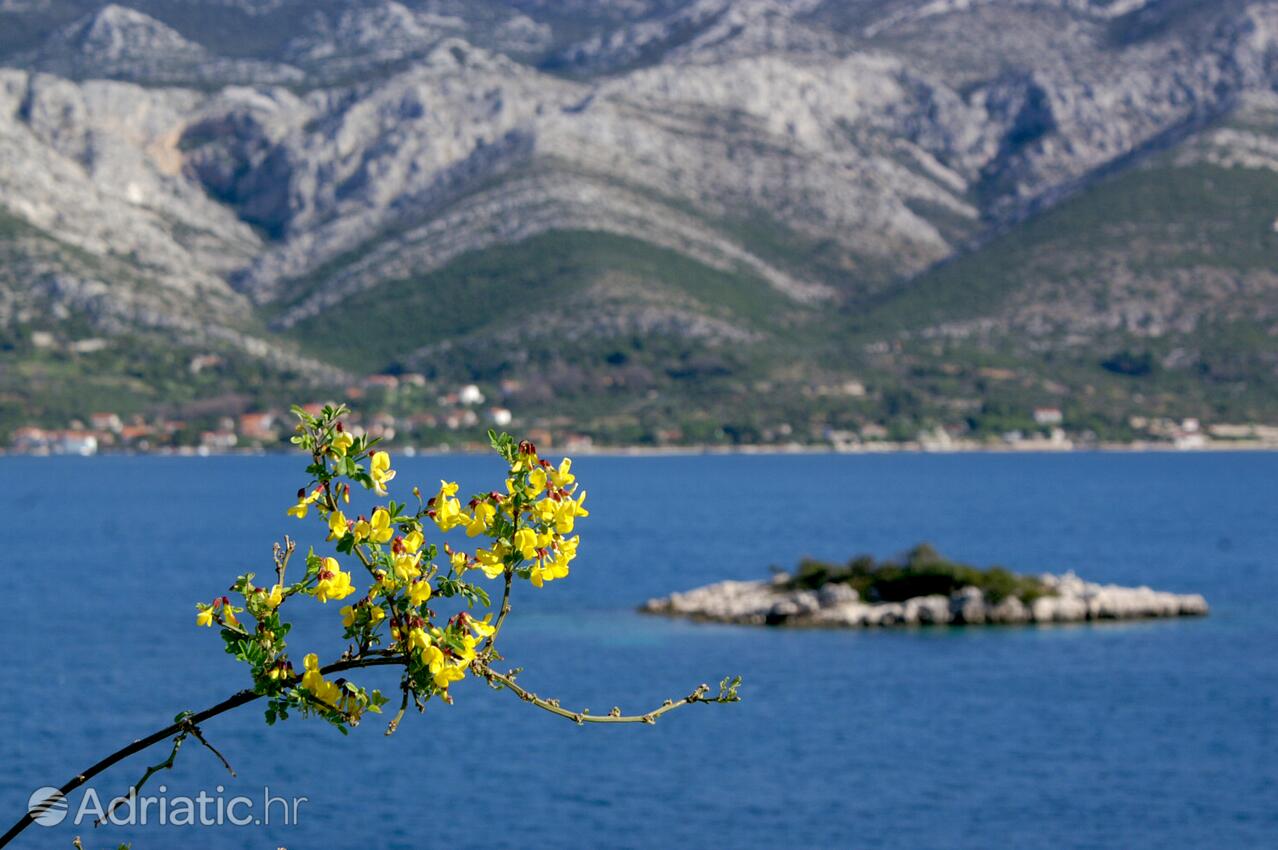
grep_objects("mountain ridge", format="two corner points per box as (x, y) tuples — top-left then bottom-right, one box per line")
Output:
(1, 0), (1277, 443)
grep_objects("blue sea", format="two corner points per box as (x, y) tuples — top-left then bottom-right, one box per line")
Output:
(1, 452), (1275, 849)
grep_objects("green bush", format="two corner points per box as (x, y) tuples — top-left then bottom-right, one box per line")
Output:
(784, 544), (1049, 604)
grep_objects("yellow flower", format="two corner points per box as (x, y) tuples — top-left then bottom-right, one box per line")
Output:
(299, 651), (343, 707)
(555, 491), (589, 534)
(433, 481), (465, 532)
(422, 647), (446, 674)
(393, 550), (422, 581)
(530, 556), (570, 588)
(433, 664), (465, 690)
(369, 606), (385, 624)
(475, 545), (507, 579)
(352, 516), (371, 542)
(550, 458), (575, 489)
(408, 627), (431, 653)
(465, 502), (496, 538)
(450, 550), (468, 573)
(330, 430), (354, 457)
(195, 607), (214, 627)
(224, 607), (240, 629)
(456, 633), (478, 665)
(368, 508), (394, 544)
(287, 487), (322, 519)
(340, 605), (357, 628)
(402, 529), (424, 553)
(468, 613), (496, 639)
(513, 527), (539, 560)
(314, 557), (356, 603)
(528, 467), (547, 495)
(264, 585), (285, 609)
(421, 645), (445, 673)
(408, 579), (432, 606)
(370, 451), (396, 496)
(408, 628), (446, 673)
(301, 653), (342, 707)
(530, 538), (576, 588)
(327, 510), (349, 541)
(534, 497), (557, 524)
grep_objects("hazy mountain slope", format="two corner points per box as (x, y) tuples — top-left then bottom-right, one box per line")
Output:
(0, 67), (347, 421)
(1, 0), (1278, 439)
(853, 92), (1278, 427)
(177, 37), (976, 314)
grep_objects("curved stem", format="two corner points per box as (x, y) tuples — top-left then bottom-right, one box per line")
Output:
(473, 662), (730, 725)
(0, 655), (407, 848)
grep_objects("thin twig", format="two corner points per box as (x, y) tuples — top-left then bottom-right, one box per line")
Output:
(473, 662), (736, 725)
(95, 725), (187, 826)
(274, 535), (296, 587)
(385, 679), (411, 737)
(188, 725), (236, 778)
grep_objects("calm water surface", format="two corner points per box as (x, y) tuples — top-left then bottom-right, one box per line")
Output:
(0, 452), (1275, 848)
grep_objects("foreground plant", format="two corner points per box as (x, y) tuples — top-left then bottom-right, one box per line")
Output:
(1, 404), (740, 847)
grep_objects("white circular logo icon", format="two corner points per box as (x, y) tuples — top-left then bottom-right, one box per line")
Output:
(28, 787), (68, 827)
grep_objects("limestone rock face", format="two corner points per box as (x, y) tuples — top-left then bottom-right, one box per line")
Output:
(4, 1), (1278, 383)
(640, 569), (1209, 627)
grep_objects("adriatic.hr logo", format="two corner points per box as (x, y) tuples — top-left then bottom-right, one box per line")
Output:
(26, 784), (308, 828)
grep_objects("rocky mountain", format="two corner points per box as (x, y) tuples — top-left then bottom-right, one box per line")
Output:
(1, 0), (1277, 441)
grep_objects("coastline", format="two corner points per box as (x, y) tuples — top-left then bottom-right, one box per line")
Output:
(3, 439), (1278, 459)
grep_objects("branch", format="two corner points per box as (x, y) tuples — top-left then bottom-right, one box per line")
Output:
(0, 654), (408, 848)
(473, 662), (741, 725)
(481, 568), (515, 656)
(95, 714), (238, 826)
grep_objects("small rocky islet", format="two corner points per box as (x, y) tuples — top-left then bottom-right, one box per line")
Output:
(640, 545), (1209, 628)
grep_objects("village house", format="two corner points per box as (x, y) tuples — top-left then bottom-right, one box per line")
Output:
(90, 412), (123, 432)
(10, 427), (49, 454)
(1033, 407), (1064, 426)
(458, 384), (485, 406)
(238, 412), (278, 442)
(57, 431), (98, 456)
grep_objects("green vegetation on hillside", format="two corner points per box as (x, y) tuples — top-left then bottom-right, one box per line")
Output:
(861, 160), (1278, 331)
(282, 228), (804, 374)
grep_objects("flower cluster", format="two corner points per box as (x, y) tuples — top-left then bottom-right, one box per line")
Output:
(193, 404), (589, 732)
(0, 402), (742, 849)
